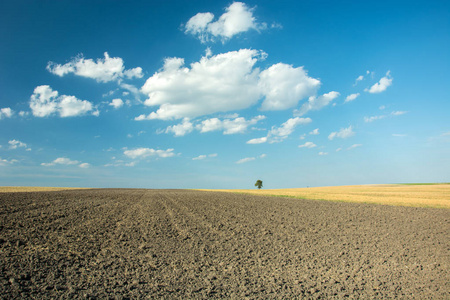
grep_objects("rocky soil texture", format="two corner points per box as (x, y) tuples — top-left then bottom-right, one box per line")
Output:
(0, 189), (448, 299)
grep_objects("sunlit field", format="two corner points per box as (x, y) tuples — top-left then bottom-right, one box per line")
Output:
(203, 184), (450, 208)
(0, 187), (85, 193)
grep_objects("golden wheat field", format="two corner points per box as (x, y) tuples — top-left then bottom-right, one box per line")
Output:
(204, 184), (450, 208)
(0, 187), (86, 193)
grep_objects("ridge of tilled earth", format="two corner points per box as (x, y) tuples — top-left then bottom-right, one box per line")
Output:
(0, 189), (448, 299)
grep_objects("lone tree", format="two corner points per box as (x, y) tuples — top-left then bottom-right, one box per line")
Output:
(255, 179), (263, 189)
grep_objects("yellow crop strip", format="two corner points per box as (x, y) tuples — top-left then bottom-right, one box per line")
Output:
(0, 187), (88, 193)
(200, 184), (450, 208)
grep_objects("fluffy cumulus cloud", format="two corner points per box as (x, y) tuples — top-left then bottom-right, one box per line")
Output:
(345, 93), (360, 103)
(197, 115), (265, 135)
(328, 126), (355, 140)
(30, 85), (95, 117)
(8, 139), (27, 150)
(47, 52), (143, 83)
(165, 118), (194, 137)
(138, 49), (322, 120)
(109, 98), (124, 109)
(259, 63), (321, 110)
(41, 157), (88, 168)
(247, 117), (311, 144)
(294, 91), (340, 116)
(366, 71), (393, 93)
(123, 148), (175, 159)
(185, 2), (266, 43)
(0, 107), (14, 119)
(162, 115), (265, 137)
(140, 49), (264, 120)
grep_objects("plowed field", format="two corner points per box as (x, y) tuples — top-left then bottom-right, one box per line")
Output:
(0, 189), (448, 299)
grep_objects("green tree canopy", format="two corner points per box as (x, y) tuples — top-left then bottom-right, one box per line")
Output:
(255, 180), (263, 189)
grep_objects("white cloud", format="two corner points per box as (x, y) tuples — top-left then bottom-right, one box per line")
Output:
(347, 144), (362, 150)
(124, 67), (144, 79)
(328, 126), (355, 140)
(123, 148), (175, 159)
(353, 74), (365, 86)
(246, 136), (268, 144)
(364, 115), (386, 123)
(30, 85), (95, 118)
(47, 52), (143, 83)
(109, 98), (124, 109)
(318, 152), (328, 156)
(102, 89), (117, 98)
(79, 163), (91, 168)
(185, 12), (215, 41)
(197, 115), (265, 135)
(223, 116), (265, 134)
(345, 93), (360, 103)
(162, 115), (265, 137)
(165, 118), (194, 137)
(391, 111), (407, 116)
(193, 155), (207, 161)
(299, 141), (317, 148)
(441, 132), (450, 136)
(120, 83), (142, 100)
(58, 95), (94, 117)
(336, 147), (342, 152)
(0, 107), (13, 119)
(365, 71), (393, 93)
(8, 139), (27, 150)
(236, 157), (256, 164)
(379, 105), (386, 110)
(309, 128), (319, 135)
(185, 2), (266, 43)
(140, 49), (264, 120)
(139, 49), (322, 120)
(236, 152), (266, 164)
(0, 158), (19, 166)
(269, 117), (312, 139)
(197, 118), (223, 133)
(364, 111), (406, 122)
(294, 91), (340, 116)
(246, 117), (311, 144)
(192, 153), (218, 161)
(41, 157), (80, 167)
(259, 63), (321, 110)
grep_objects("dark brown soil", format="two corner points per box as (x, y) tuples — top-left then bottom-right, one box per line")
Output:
(0, 189), (448, 299)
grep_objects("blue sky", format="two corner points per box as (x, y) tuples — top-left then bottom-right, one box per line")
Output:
(0, 0), (449, 188)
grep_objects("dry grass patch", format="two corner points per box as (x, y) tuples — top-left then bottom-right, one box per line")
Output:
(0, 187), (87, 193)
(201, 184), (450, 208)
